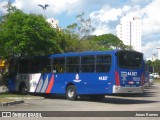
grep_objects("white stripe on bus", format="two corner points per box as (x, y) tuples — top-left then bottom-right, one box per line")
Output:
(41, 75), (49, 93)
(35, 77), (43, 92)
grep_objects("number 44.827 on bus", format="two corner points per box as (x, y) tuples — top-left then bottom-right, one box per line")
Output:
(7, 50), (145, 101)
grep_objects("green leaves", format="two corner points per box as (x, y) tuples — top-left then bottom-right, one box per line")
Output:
(0, 9), (128, 60)
(147, 60), (160, 74)
(0, 10), (62, 59)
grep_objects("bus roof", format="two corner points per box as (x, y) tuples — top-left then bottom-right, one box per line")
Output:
(49, 50), (119, 58)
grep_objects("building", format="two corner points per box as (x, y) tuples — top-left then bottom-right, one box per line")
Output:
(47, 18), (59, 29)
(47, 18), (63, 31)
(116, 16), (142, 52)
(157, 48), (160, 60)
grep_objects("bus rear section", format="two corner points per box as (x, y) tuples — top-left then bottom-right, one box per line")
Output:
(113, 50), (144, 94)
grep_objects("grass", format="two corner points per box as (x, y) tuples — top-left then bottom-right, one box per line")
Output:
(0, 93), (26, 103)
(0, 98), (14, 103)
(0, 93), (32, 98)
(0, 93), (43, 103)
(154, 79), (160, 83)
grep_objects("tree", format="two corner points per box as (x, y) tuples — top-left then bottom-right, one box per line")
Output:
(86, 34), (128, 51)
(96, 34), (125, 49)
(0, 9), (66, 84)
(63, 28), (82, 52)
(76, 12), (95, 39)
(0, 10), (61, 59)
(66, 12), (95, 40)
(65, 13), (128, 52)
(149, 60), (160, 74)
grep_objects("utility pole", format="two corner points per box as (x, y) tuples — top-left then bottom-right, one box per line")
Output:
(38, 4), (49, 17)
(152, 53), (156, 73)
(130, 21), (132, 50)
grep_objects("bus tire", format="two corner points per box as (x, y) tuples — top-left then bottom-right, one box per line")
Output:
(66, 85), (77, 101)
(89, 95), (105, 101)
(19, 83), (27, 95)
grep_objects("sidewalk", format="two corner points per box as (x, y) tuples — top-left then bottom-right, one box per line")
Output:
(0, 85), (23, 106)
(0, 85), (44, 106)
(0, 99), (24, 106)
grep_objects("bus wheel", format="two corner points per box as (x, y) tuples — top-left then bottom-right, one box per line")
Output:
(19, 83), (27, 95)
(89, 95), (105, 101)
(66, 85), (77, 101)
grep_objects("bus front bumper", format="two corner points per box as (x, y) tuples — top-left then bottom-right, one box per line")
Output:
(113, 85), (144, 94)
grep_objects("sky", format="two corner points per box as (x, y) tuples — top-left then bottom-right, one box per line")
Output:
(0, 0), (160, 59)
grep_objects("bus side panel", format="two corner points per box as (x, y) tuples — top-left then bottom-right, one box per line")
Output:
(12, 73), (55, 94)
(32, 73), (51, 93)
(75, 73), (110, 94)
(8, 74), (33, 92)
(49, 73), (112, 95)
(31, 73), (62, 94)
(16, 74), (29, 92)
(29, 73), (41, 92)
(53, 71), (116, 95)
(75, 54), (116, 95)
(7, 77), (16, 92)
(50, 73), (67, 94)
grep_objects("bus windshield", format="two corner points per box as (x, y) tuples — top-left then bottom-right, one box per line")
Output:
(117, 51), (143, 69)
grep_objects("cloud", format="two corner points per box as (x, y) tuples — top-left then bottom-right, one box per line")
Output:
(1, 0), (160, 59)
(89, 5), (131, 35)
(11, 0), (110, 17)
(89, 0), (160, 59)
(12, 0), (80, 17)
(0, 0), (8, 14)
(131, 0), (160, 58)
(92, 24), (114, 36)
(130, 0), (152, 5)
(90, 6), (122, 22)
(141, 0), (160, 36)
(142, 40), (160, 59)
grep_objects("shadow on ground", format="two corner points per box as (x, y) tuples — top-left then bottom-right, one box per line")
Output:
(40, 90), (160, 105)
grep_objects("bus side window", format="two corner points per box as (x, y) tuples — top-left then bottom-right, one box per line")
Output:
(8, 59), (18, 77)
(53, 58), (65, 73)
(96, 55), (111, 73)
(81, 56), (95, 73)
(66, 57), (80, 73)
(40, 59), (51, 73)
(28, 59), (40, 73)
(19, 59), (29, 74)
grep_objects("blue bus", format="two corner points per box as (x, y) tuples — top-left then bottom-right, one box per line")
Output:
(7, 50), (144, 100)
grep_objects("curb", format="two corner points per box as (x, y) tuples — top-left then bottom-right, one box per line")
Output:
(0, 100), (24, 106)
(0, 96), (44, 106)
(6, 96), (44, 100)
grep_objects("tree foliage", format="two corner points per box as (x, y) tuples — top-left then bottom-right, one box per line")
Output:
(0, 8), (130, 84)
(84, 34), (128, 51)
(147, 60), (160, 74)
(65, 12), (128, 52)
(0, 10), (62, 59)
(76, 12), (95, 39)
(67, 12), (95, 39)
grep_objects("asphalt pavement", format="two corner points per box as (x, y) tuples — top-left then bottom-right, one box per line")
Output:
(0, 83), (160, 120)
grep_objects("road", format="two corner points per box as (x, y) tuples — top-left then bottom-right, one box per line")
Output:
(0, 83), (160, 120)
